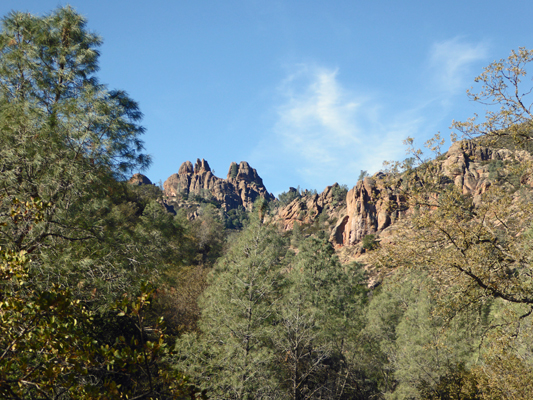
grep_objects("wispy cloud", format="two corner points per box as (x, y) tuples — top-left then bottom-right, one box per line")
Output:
(276, 66), (362, 163)
(252, 64), (417, 191)
(252, 38), (489, 193)
(429, 37), (488, 93)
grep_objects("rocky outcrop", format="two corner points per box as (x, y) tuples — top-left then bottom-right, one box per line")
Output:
(272, 183), (348, 232)
(128, 173), (153, 186)
(331, 139), (533, 248)
(130, 138), (532, 256)
(331, 174), (407, 247)
(442, 140), (532, 198)
(163, 158), (274, 211)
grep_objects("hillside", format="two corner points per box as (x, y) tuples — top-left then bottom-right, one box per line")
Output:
(4, 7), (533, 398)
(131, 135), (533, 265)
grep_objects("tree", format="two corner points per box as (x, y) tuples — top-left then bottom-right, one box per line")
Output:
(364, 270), (486, 399)
(0, 7), (196, 398)
(372, 48), (533, 399)
(0, 6), (149, 251)
(229, 162), (239, 179)
(0, 200), (191, 400)
(358, 170), (369, 181)
(0, 7), (169, 304)
(330, 183), (348, 206)
(173, 215), (288, 399)
(375, 48), (533, 312)
(271, 237), (372, 400)
(452, 47), (533, 145)
(174, 217), (378, 399)
(190, 204), (225, 264)
(278, 188), (301, 207)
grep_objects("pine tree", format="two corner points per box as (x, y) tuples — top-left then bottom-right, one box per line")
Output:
(229, 162), (239, 179)
(0, 7), (195, 397)
(364, 270), (486, 399)
(0, 6), (149, 248)
(271, 237), (372, 400)
(0, 7), (164, 303)
(174, 215), (288, 399)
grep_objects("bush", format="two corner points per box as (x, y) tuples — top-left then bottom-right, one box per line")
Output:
(331, 184), (349, 205)
(278, 188), (301, 206)
(362, 234), (378, 251)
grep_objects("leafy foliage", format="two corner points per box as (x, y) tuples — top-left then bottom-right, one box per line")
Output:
(224, 205), (249, 230)
(361, 234), (377, 251)
(0, 201), (192, 399)
(330, 184), (349, 206)
(372, 47), (533, 398)
(174, 216), (377, 399)
(0, 7), (180, 307)
(174, 214), (287, 399)
(358, 170), (369, 181)
(278, 188), (302, 207)
(271, 237), (373, 399)
(229, 163), (238, 179)
(5, 6), (533, 399)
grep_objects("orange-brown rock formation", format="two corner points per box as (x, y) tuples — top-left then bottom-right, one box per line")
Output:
(163, 159), (274, 211)
(332, 139), (533, 247)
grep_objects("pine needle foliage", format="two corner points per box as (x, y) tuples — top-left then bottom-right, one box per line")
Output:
(174, 214), (287, 399)
(0, 7), (178, 305)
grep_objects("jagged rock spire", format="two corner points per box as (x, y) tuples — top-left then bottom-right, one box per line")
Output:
(164, 159), (274, 211)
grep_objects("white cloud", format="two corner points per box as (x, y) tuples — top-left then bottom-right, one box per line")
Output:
(429, 37), (488, 93)
(252, 38), (489, 193)
(252, 64), (417, 191)
(276, 66), (362, 162)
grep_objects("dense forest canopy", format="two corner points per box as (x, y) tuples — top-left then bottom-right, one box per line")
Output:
(1, 6), (533, 400)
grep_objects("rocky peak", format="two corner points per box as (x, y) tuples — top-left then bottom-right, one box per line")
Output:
(329, 138), (533, 252)
(164, 159), (274, 212)
(128, 173), (152, 186)
(227, 161), (264, 184)
(194, 158), (211, 174)
(178, 161), (193, 175)
(240, 162), (263, 184)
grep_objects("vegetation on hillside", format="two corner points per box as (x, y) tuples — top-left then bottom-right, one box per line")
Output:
(2, 6), (533, 399)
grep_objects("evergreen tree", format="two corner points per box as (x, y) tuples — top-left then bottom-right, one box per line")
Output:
(271, 237), (372, 400)
(0, 6), (149, 251)
(365, 270), (485, 399)
(230, 162), (239, 179)
(174, 215), (288, 399)
(0, 7), (169, 304)
(0, 7), (197, 398)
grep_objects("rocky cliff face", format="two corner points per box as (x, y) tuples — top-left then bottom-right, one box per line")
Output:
(129, 139), (532, 257)
(272, 183), (347, 231)
(331, 139), (533, 249)
(163, 159), (274, 211)
(330, 174), (407, 247)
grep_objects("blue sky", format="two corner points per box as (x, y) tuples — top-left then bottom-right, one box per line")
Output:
(2, 1), (533, 195)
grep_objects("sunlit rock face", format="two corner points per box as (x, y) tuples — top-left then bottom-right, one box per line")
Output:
(128, 173), (153, 186)
(272, 183), (346, 232)
(332, 138), (533, 248)
(163, 158), (274, 211)
(133, 139), (533, 254)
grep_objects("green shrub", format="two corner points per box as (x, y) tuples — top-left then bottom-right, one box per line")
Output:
(362, 234), (378, 250)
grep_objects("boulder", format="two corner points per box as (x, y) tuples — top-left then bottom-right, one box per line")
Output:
(128, 173), (152, 186)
